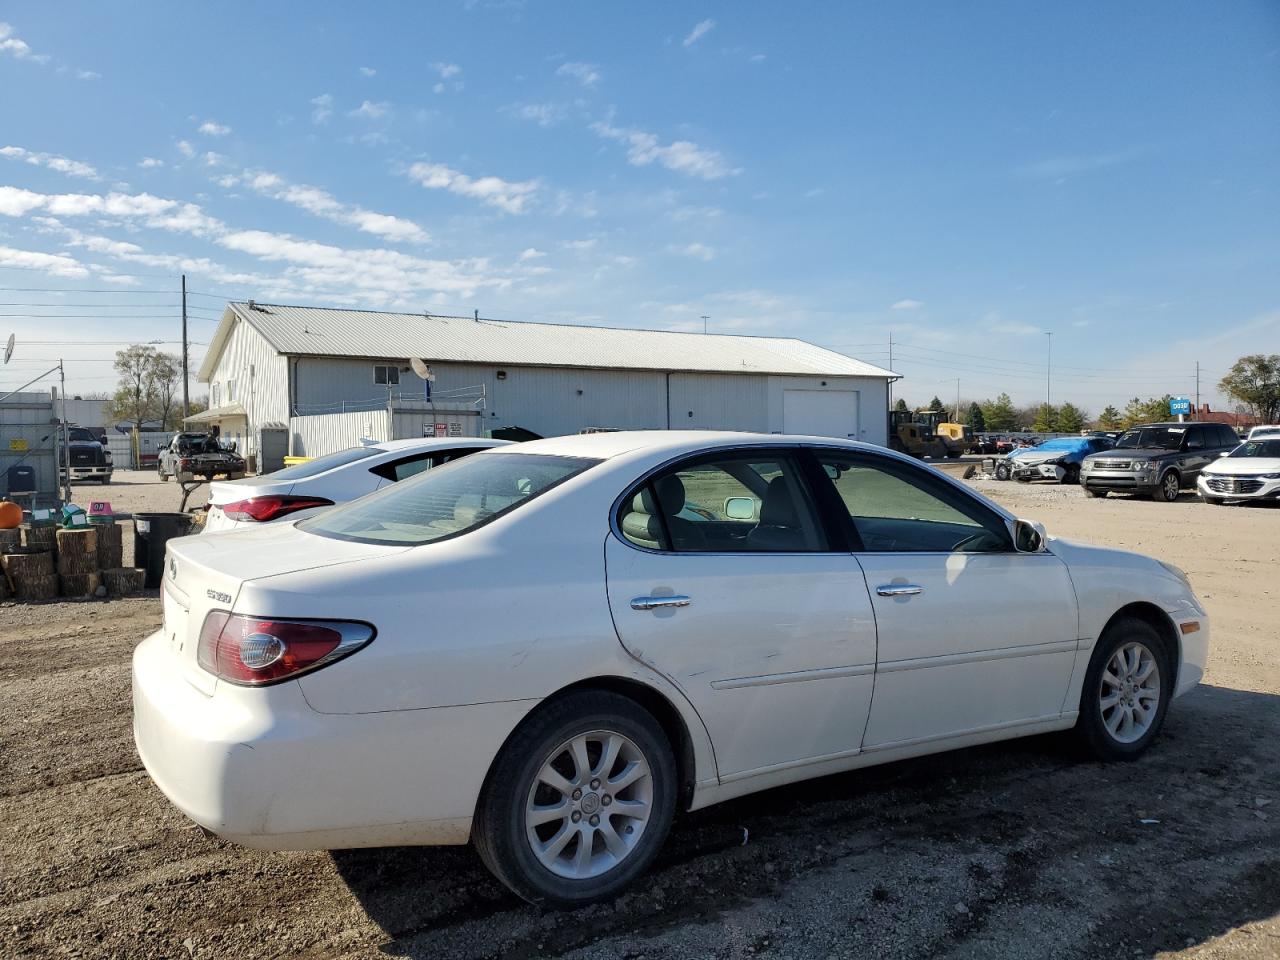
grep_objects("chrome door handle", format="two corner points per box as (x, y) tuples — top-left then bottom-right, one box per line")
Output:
(876, 584), (923, 597)
(631, 595), (692, 611)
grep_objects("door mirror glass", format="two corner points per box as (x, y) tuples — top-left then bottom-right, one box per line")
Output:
(723, 496), (756, 520)
(1013, 518), (1046, 553)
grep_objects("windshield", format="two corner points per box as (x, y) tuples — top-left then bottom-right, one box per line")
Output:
(1116, 427), (1185, 450)
(1229, 440), (1280, 458)
(68, 428), (97, 442)
(300, 452), (599, 545)
(263, 445), (380, 480)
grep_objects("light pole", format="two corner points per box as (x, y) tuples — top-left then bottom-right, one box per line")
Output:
(1044, 331), (1053, 407)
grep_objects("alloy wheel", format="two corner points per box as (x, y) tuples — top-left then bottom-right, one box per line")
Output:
(1099, 641), (1161, 744)
(525, 730), (653, 880)
(1162, 472), (1179, 501)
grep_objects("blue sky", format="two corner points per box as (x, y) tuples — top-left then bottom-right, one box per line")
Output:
(1, 1), (1277, 413)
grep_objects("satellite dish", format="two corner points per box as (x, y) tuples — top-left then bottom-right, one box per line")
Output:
(410, 358), (434, 381)
(3, 333), (13, 365)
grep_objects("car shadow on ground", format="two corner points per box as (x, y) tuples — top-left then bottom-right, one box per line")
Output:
(333, 684), (1280, 959)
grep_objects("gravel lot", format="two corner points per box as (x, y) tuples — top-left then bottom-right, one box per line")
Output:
(2, 469), (1277, 959)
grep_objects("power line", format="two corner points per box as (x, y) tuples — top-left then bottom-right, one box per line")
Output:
(0, 287), (177, 294)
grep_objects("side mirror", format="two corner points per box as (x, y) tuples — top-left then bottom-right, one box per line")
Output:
(724, 496), (756, 520)
(1012, 518), (1047, 553)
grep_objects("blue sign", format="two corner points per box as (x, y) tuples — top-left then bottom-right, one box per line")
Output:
(1169, 397), (1192, 416)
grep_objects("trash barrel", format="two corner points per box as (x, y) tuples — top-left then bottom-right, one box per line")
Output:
(133, 512), (194, 588)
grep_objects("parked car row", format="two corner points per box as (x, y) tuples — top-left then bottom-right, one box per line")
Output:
(134, 430), (1210, 906)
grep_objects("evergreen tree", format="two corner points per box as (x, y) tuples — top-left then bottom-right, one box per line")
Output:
(967, 401), (986, 433)
(927, 396), (944, 412)
(1056, 402), (1086, 433)
(1098, 405), (1122, 429)
(1032, 403), (1059, 433)
(894, 398), (909, 412)
(981, 393), (1018, 431)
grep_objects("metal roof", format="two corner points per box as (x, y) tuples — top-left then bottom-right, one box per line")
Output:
(198, 302), (896, 381)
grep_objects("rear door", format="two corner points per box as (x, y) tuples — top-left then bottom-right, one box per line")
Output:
(605, 449), (878, 780)
(806, 450), (1079, 749)
(1179, 425), (1213, 482)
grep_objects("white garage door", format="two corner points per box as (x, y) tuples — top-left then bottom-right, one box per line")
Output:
(783, 390), (859, 439)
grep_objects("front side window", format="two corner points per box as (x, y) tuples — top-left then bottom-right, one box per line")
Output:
(815, 454), (1010, 553)
(618, 454), (824, 553)
(302, 452), (597, 545)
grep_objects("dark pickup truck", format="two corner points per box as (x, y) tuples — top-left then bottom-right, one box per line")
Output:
(157, 432), (247, 482)
(1078, 421), (1240, 501)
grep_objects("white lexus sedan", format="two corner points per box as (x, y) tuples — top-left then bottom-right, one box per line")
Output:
(134, 431), (1208, 906)
(1197, 436), (1280, 504)
(203, 437), (510, 531)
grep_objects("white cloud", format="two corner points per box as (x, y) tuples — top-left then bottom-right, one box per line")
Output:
(358, 66), (376, 77)
(750, 53), (766, 63)
(204, 151), (226, 167)
(683, 19), (716, 48)
(590, 121), (736, 180)
(510, 102), (566, 127)
(75, 69), (99, 80)
(556, 61), (600, 87)
(310, 94), (334, 124)
(432, 83), (445, 94)
(981, 312), (1040, 336)
(138, 157), (164, 169)
(0, 244), (89, 277)
(198, 120), (231, 137)
(891, 299), (923, 310)
(0, 22), (41, 61)
(0, 186), (51, 217)
(672, 242), (716, 261)
(0, 145), (99, 180)
(562, 238), (597, 251)
(518, 247), (545, 261)
(175, 140), (196, 158)
(406, 161), (538, 215)
(350, 100), (390, 120)
(1016, 148), (1142, 182)
(237, 167), (430, 243)
(433, 62), (461, 79)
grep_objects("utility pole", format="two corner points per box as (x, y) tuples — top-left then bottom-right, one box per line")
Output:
(700, 315), (709, 334)
(954, 378), (961, 422)
(59, 358), (70, 503)
(887, 330), (895, 409)
(181, 273), (190, 420)
(1044, 331), (1053, 407)
(1194, 361), (1200, 415)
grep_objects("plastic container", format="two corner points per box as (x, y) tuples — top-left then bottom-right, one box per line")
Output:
(133, 512), (195, 588)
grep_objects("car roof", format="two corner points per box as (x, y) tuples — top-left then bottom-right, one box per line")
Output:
(494, 429), (873, 461)
(370, 437), (512, 453)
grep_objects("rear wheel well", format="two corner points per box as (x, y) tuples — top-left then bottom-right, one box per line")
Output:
(1101, 602), (1181, 689)
(479, 677), (700, 816)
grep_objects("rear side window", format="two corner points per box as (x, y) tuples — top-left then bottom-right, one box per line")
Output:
(301, 452), (598, 545)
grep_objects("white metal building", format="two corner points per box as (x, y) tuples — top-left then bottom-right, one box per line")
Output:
(196, 301), (897, 460)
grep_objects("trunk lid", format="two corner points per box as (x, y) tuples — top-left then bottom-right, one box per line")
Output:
(207, 476), (296, 506)
(161, 525), (409, 693)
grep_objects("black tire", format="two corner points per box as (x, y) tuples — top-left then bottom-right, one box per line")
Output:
(1083, 486), (1107, 498)
(994, 461), (1012, 481)
(158, 462), (169, 482)
(945, 450), (961, 459)
(1073, 616), (1174, 761)
(473, 690), (677, 907)
(1152, 470), (1181, 502)
(1060, 465), (1080, 485)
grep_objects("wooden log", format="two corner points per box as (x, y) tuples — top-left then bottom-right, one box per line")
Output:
(23, 525), (57, 553)
(3, 549), (55, 580)
(0, 528), (20, 550)
(13, 573), (58, 601)
(93, 523), (124, 570)
(59, 573), (102, 598)
(57, 552), (99, 576)
(56, 527), (97, 557)
(102, 567), (145, 596)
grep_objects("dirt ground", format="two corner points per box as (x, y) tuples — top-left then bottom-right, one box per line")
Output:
(2, 469), (1277, 960)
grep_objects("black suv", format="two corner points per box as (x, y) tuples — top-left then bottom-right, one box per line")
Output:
(1079, 421), (1240, 501)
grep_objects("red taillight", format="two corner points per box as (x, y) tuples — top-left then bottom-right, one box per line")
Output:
(179, 458), (193, 470)
(196, 612), (374, 685)
(220, 495), (334, 522)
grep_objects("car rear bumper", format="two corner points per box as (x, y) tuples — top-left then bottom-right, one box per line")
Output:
(132, 629), (533, 850)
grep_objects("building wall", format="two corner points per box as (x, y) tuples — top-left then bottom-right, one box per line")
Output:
(204, 317), (290, 457)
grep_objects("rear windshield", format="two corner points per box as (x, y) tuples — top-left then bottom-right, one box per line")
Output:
(300, 452), (599, 545)
(1116, 427), (1185, 450)
(1230, 440), (1280, 458)
(263, 445), (380, 480)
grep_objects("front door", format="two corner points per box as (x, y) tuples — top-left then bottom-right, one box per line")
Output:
(808, 451), (1080, 749)
(604, 451), (877, 781)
